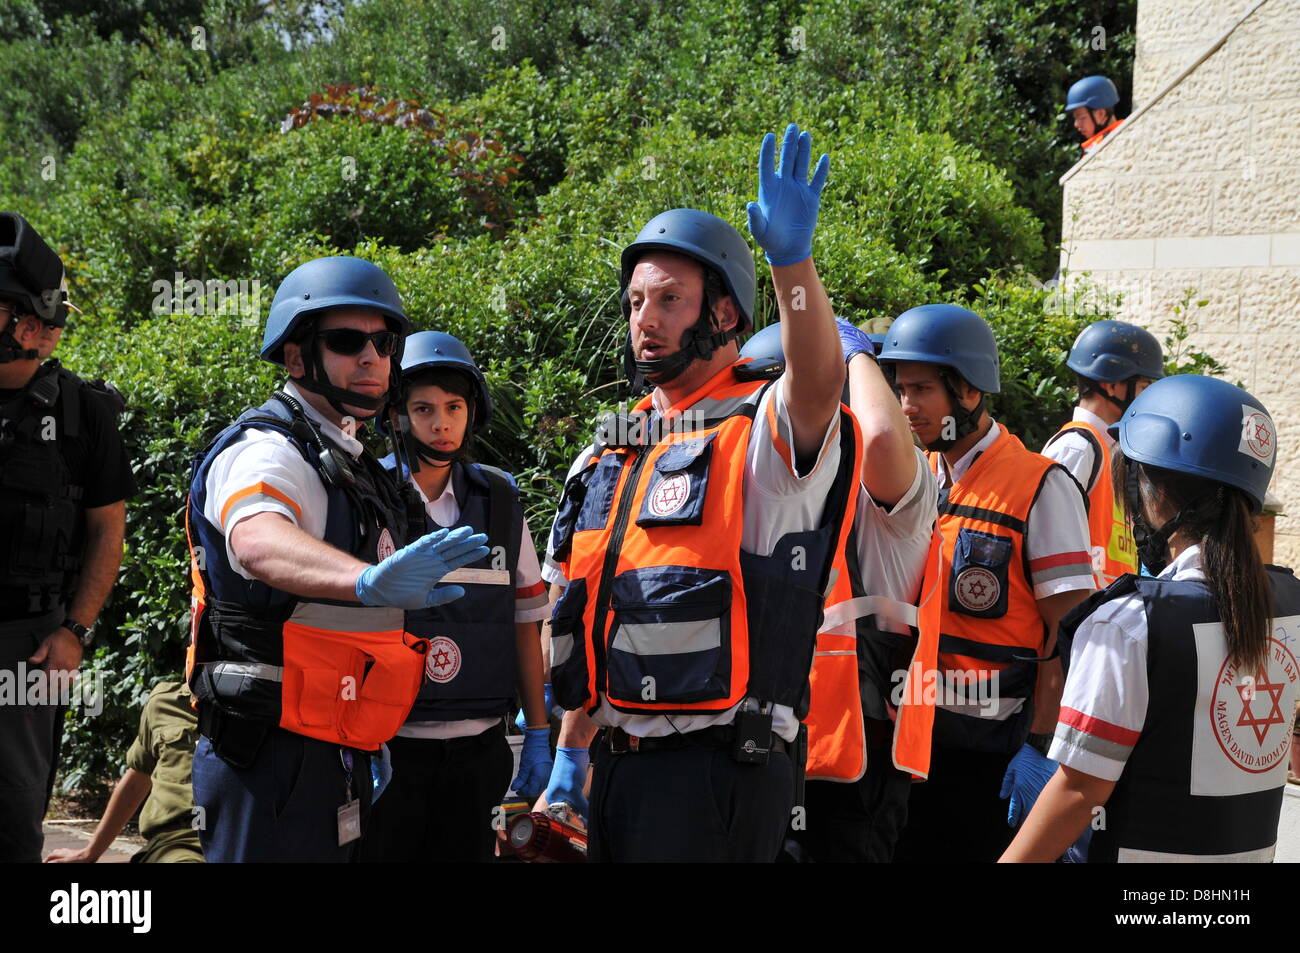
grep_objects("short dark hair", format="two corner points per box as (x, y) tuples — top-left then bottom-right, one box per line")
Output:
(404, 367), (475, 405)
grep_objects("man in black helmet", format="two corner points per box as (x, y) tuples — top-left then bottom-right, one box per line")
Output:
(536, 124), (863, 862)
(0, 213), (136, 862)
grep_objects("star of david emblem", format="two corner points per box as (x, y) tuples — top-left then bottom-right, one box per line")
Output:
(1237, 667), (1286, 744)
(967, 579), (988, 599)
(434, 650), (451, 669)
(1255, 423), (1271, 448)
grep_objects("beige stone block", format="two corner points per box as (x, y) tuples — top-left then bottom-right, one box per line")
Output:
(1212, 168), (1300, 233)
(1272, 234), (1300, 266)
(1238, 266), (1300, 330)
(1134, 50), (1199, 106)
(1141, 269), (1244, 334)
(1109, 174), (1216, 238)
(1158, 54), (1231, 112)
(1063, 239), (1156, 272)
(1254, 98), (1300, 169)
(1156, 235), (1271, 268)
(1116, 104), (1249, 174)
(1136, 0), (1256, 54)
(1251, 334), (1300, 423)
(1225, 29), (1300, 103)
(1060, 177), (1118, 242)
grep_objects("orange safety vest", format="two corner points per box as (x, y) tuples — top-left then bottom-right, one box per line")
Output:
(919, 428), (1058, 752)
(1081, 118), (1124, 153)
(1047, 419), (1137, 587)
(184, 398), (429, 752)
(549, 363), (860, 718)
(807, 527), (941, 781)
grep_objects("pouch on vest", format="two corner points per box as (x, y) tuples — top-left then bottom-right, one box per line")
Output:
(547, 458), (597, 562)
(605, 566), (732, 705)
(949, 528), (1012, 619)
(858, 625), (915, 721)
(549, 577), (590, 710)
(635, 434), (715, 528)
(575, 453), (624, 533)
(195, 600), (287, 723)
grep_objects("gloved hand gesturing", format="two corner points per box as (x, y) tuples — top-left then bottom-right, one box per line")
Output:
(514, 682), (558, 732)
(835, 316), (875, 364)
(746, 122), (831, 267)
(511, 727), (554, 800)
(354, 525), (489, 610)
(1000, 742), (1059, 827)
(542, 746), (590, 823)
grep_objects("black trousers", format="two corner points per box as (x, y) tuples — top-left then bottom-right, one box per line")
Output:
(359, 724), (513, 863)
(0, 614), (64, 863)
(892, 745), (1016, 863)
(793, 738), (912, 863)
(588, 738), (794, 863)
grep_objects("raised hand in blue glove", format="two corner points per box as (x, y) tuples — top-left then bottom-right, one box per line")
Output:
(746, 122), (831, 267)
(511, 727), (554, 800)
(354, 524), (489, 610)
(515, 682), (556, 731)
(543, 746), (590, 822)
(835, 316), (875, 364)
(1000, 742), (1059, 827)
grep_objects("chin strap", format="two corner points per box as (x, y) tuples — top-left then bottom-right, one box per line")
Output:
(291, 332), (394, 418)
(1125, 465), (1221, 574)
(393, 391), (477, 474)
(0, 316), (38, 364)
(923, 370), (985, 453)
(1097, 378), (1139, 416)
(623, 296), (738, 394)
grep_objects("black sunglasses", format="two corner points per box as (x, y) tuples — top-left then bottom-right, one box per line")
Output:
(316, 328), (401, 357)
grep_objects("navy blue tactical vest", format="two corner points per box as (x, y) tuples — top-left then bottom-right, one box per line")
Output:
(1059, 565), (1300, 862)
(387, 460), (523, 722)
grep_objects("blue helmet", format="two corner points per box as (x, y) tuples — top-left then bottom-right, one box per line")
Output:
(1112, 375), (1276, 512)
(1067, 319), (1164, 382)
(620, 209), (756, 333)
(877, 303), (1000, 394)
(399, 330), (492, 429)
(262, 256), (409, 366)
(1065, 75), (1119, 112)
(738, 322), (784, 364)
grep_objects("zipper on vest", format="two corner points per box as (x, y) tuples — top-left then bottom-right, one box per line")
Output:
(590, 447), (649, 691)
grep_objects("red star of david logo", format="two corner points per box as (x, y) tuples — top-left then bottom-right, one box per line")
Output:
(967, 579), (988, 599)
(1236, 667), (1286, 744)
(657, 481), (685, 506)
(1255, 422), (1271, 448)
(434, 649), (451, 669)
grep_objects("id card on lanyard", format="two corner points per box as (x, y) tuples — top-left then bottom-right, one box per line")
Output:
(338, 748), (361, 846)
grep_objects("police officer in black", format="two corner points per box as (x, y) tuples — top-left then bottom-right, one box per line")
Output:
(0, 213), (136, 862)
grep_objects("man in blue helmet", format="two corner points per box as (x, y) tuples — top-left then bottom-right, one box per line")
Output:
(1066, 75), (1124, 154)
(536, 124), (863, 862)
(1043, 319), (1164, 588)
(358, 330), (552, 862)
(186, 256), (489, 862)
(0, 213), (135, 863)
(877, 303), (1095, 862)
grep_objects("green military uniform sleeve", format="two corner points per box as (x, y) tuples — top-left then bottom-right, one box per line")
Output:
(132, 681), (201, 844)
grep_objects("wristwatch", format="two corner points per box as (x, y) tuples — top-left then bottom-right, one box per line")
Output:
(1027, 732), (1054, 757)
(61, 618), (94, 648)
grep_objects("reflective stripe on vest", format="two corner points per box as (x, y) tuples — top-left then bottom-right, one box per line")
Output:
(1059, 568), (1300, 863)
(919, 431), (1055, 747)
(185, 398), (425, 751)
(550, 364), (860, 717)
(1051, 420), (1137, 587)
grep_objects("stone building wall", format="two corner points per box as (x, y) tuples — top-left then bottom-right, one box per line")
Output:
(1060, 0), (1300, 564)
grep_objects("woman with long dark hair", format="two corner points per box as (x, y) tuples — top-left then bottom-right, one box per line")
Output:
(1001, 374), (1299, 862)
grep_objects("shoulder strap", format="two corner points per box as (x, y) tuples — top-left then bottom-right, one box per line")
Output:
(1057, 572), (1141, 678)
(1047, 422), (1104, 495)
(475, 464), (519, 578)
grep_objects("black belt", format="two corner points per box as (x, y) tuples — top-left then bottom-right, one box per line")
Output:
(605, 724), (788, 755)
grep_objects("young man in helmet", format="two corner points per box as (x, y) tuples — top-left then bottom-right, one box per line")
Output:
(0, 213), (135, 863)
(877, 304), (1095, 863)
(358, 331), (552, 862)
(1067, 75), (1124, 154)
(186, 256), (489, 862)
(740, 319), (937, 863)
(537, 124), (862, 862)
(1043, 319), (1164, 588)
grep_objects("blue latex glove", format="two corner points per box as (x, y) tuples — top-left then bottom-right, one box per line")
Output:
(511, 727), (554, 800)
(746, 122), (830, 266)
(370, 743), (393, 802)
(835, 316), (874, 364)
(1000, 742), (1058, 827)
(354, 525), (489, 610)
(515, 682), (555, 731)
(543, 746), (590, 822)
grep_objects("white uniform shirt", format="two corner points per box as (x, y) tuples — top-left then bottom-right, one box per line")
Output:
(399, 471), (549, 740)
(935, 421), (1095, 600)
(203, 382), (368, 576)
(543, 374), (843, 741)
(1042, 406), (1113, 494)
